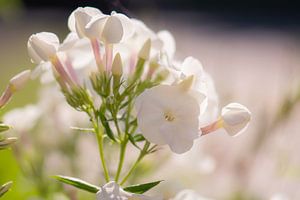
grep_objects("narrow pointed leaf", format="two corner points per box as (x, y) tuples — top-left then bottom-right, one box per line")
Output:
(53, 175), (99, 193)
(98, 108), (116, 142)
(133, 134), (145, 142)
(128, 134), (141, 150)
(123, 180), (163, 194)
(70, 127), (94, 133)
(0, 123), (10, 133)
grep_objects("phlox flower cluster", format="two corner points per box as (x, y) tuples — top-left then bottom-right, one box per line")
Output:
(0, 6), (252, 200)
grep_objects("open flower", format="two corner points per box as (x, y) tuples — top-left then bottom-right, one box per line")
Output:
(135, 76), (206, 154)
(96, 181), (159, 200)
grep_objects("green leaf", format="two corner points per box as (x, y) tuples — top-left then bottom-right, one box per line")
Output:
(70, 127), (94, 133)
(128, 134), (141, 150)
(133, 134), (145, 142)
(0, 181), (13, 197)
(53, 175), (99, 193)
(98, 107), (116, 142)
(0, 123), (10, 133)
(123, 180), (163, 194)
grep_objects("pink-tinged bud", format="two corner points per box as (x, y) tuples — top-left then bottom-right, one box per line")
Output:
(9, 70), (31, 92)
(200, 103), (251, 137)
(27, 32), (59, 64)
(0, 70), (31, 109)
(0, 88), (12, 109)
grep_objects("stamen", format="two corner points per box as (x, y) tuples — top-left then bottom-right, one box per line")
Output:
(164, 111), (175, 122)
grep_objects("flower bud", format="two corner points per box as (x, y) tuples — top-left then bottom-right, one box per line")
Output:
(221, 103), (251, 136)
(27, 32), (59, 63)
(0, 70), (31, 109)
(112, 53), (123, 76)
(9, 70), (31, 92)
(138, 39), (151, 60)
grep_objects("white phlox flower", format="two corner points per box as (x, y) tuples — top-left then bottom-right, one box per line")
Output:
(69, 7), (134, 43)
(3, 105), (41, 131)
(96, 181), (160, 200)
(135, 76), (206, 154)
(181, 57), (219, 125)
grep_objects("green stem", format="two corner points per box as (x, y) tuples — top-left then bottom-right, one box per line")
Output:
(93, 119), (110, 182)
(120, 152), (145, 186)
(115, 137), (128, 182)
(113, 116), (122, 138)
(120, 142), (150, 186)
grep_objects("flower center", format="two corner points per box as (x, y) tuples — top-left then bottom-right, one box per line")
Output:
(164, 111), (175, 122)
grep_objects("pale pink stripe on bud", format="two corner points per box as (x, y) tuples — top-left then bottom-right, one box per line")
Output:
(0, 70), (31, 108)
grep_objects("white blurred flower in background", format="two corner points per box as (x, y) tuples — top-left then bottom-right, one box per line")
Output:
(172, 190), (213, 200)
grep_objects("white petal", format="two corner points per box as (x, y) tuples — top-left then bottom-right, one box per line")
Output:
(28, 32), (59, 61)
(85, 15), (108, 39)
(59, 32), (79, 51)
(157, 30), (176, 59)
(101, 15), (123, 43)
(136, 98), (167, 145)
(27, 42), (42, 64)
(169, 136), (194, 154)
(112, 13), (135, 41)
(221, 103), (251, 136)
(181, 56), (204, 77)
(68, 7), (103, 32)
(74, 10), (93, 38)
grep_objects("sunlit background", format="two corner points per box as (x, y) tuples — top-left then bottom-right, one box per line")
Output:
(1, 0), (300, 199)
